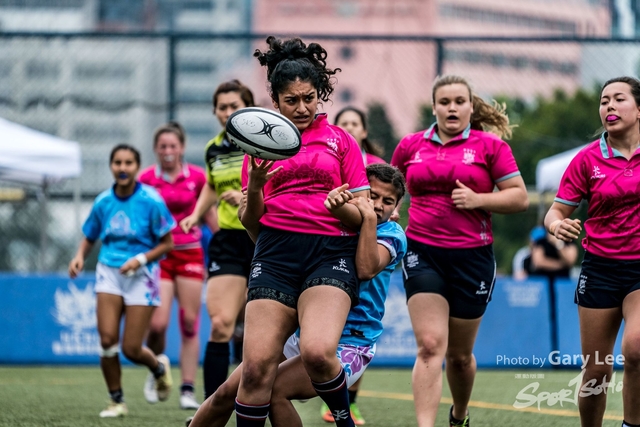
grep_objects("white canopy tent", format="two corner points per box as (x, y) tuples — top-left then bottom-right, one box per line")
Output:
(0, 117), (82, 271)
(534, 144), (587, 220)
(535, 144), (587, 193)
(0, 117), (81, 185)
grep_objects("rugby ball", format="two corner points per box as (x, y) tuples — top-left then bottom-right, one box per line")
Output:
(226, 107), (302, 160)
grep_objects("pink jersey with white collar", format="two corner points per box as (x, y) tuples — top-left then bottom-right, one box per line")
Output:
(555, 134), (640, 260)
(139, 164), (206, 249)
(391, 124), (521, 248)
(241, 114), (369, 236)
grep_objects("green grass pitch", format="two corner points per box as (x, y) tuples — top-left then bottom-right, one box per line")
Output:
(0, 366), (625, 426)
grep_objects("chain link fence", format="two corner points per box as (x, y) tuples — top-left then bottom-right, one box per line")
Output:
(1, 33), (638, 272)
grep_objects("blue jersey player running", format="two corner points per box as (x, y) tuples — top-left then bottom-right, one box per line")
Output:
(68, 144), (176, 418)
(186, 163), (407, 427)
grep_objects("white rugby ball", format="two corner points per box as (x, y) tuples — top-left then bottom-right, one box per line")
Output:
(226, 107), (302, 160)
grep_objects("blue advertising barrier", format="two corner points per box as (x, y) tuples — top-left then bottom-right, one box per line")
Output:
(0, 273), (212, 365)
(372, 274), (552, 368)
(475, 277), (552, 368)
(555, 278), (625, 368)
(3, 273), (612, 369)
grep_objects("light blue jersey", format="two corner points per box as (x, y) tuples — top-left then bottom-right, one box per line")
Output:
(341, 220), (407, 347)
(82, 183), (176, 268)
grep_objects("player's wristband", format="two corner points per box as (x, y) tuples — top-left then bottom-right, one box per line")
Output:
(134, 253), (148, 266)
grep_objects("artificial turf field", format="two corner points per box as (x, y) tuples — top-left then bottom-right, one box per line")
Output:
(0, 366), (625, 426)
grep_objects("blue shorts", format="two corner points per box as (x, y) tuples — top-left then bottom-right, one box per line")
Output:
(402, 238), (496, 319)
(575, 252), (640, 308)
(247, 227), (360, 309)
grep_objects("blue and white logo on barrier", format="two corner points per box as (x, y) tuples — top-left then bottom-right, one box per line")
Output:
(51, 282), (100, 356)
(503, 280), (543, 307)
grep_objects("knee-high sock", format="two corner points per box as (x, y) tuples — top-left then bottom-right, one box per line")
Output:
(312, 368), (354, 427)
(203, 341), (229, 399)
(235, 399), (269, 427)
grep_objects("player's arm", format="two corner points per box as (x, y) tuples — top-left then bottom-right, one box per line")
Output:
(349, 197), (392, 280)
(325, 185), (371, 231)
(531, 245), (564, 270)
(203, 205), (220, 234)
(240, 157), (282, 242)
(68, 237), (95, 278)
(452, 176), (529, 213)
(544, 202), (582, 242)
(557, 242), (578, 266)
(119, 232), (174, 276)
(181, 184), (218, 233)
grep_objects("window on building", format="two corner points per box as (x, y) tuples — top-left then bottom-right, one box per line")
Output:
(0, 64), (12, 77)
(74, 64), (133, 80)
(185, 125), (215, 147)
(439, 5), (576, 34)
(26, 61), (60, 80)
(444, 48), (577, 76)
(73, 124), (130, 142)
(490, 54), (507, 67)
(178, 89), (212, 103)
(340, 88), (354, 103)
(339, 45), (355, 61)
(178, 62), (215, 74)
(98, 0), (144, 26)
(183, 0), (212, 10)
(337, 2), (358, 17)
(0, 0), (84, 7)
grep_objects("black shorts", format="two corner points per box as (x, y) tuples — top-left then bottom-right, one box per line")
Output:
(402, 238), (496, 319)
(207, 229), (255, 279)
(575, 252), (640, 308)
(247, 227), (360, 309)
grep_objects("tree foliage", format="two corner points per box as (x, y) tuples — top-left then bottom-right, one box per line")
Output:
(506, 86), (601, 185)
(366, 102), (398, 162)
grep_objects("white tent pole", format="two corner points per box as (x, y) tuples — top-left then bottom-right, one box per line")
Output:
(38, 182), (49, 272)
(538, 192), (546, 224)
(73, 177), (82, 244)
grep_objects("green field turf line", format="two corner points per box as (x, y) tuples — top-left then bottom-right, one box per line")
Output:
(358, 390), (624, 421)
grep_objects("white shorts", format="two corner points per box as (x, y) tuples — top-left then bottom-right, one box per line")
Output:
(283, 335), (376, 388)
(95, 262), (161, 306)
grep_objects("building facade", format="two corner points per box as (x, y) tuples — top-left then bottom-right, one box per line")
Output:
(252, 0), (610, 136)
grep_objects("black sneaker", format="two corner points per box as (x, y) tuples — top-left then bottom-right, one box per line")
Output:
(449, 405), (470, 427)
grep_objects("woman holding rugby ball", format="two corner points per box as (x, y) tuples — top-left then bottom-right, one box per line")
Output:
(68, 144), (175, 418)
(544, 76), (640, 427)
(235, 36), (370, 427)
(391, 75), (528, 427)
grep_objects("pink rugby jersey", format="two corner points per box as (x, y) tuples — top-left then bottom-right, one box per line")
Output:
(391, 124), (520, 248)
(555, 134), (640, 260)
(241, 114), (369, 236)
(364, 152), (385, 165)
(139, 164), (206, 249)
